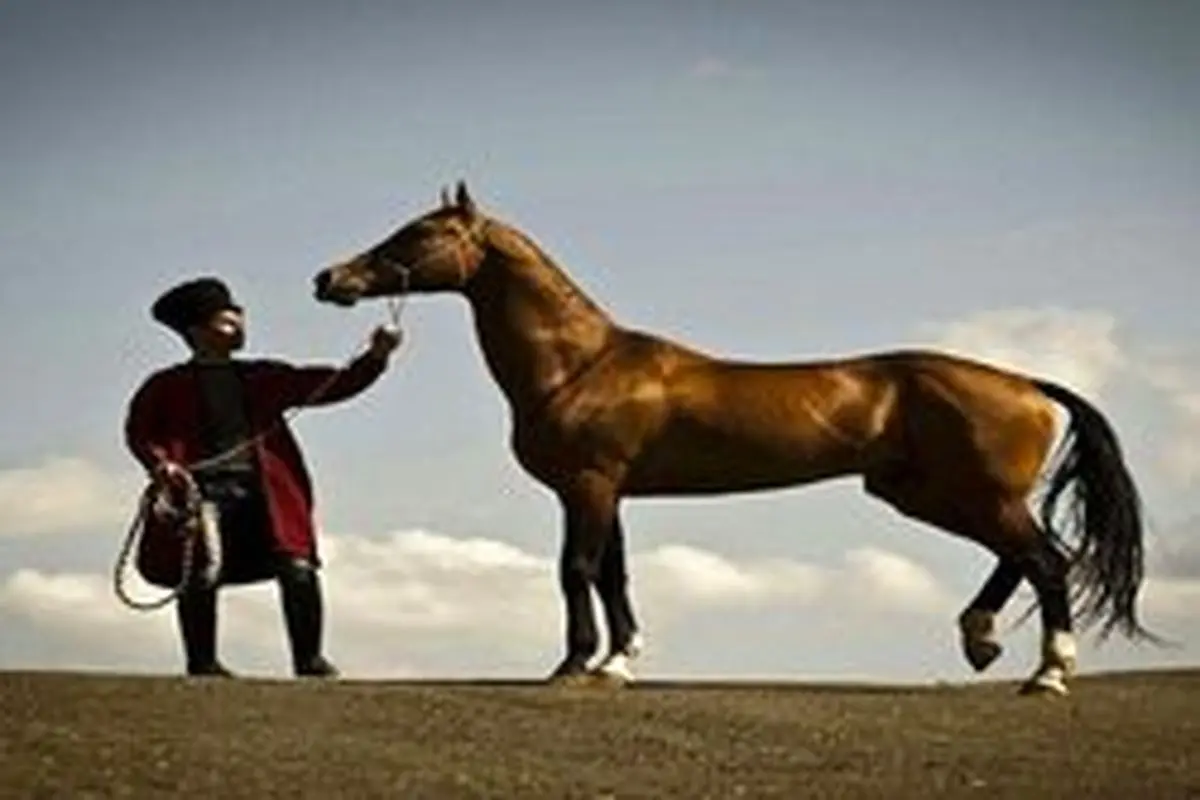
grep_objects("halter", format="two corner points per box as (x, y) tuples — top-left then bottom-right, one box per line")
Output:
(370, 218), (487, 307)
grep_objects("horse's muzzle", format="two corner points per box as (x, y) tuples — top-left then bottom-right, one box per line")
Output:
(313, 270), (356, 306)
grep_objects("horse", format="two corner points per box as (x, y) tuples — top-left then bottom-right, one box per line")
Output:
(313, 181), (1157, 696)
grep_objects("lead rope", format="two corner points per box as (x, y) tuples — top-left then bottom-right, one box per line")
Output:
(113, 276), (410, 612)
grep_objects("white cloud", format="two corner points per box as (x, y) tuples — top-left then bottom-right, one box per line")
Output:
(5, 569), (173, 647)
(1142, 577), (1200, 620)
(914, 307), (1124, 399)
(1, 528), (958, 678)
(1137, 348), (1200, 484)
(840, 547), (955, 616)
(0, 457), (141, 538)
(1147, 516), (1200, 581)
(635, 544), (825, 607)
(0, 566), (293, 674)
(316, 529), (554, 649)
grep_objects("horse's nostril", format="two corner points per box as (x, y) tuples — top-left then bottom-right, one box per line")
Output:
(314, 271), (330, 294)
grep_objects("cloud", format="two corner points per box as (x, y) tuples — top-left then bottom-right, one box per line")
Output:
(316, 530), (555, 652)
(914, 307), (1125, 399)
(1137, 348), (1200, 485)
(4, 569), (176, 651)
(840, 547), (955, 616)
(1141, 577), (1200, 620)
(635, 544), (824, 607)
(1147, 516), (1200, 581)
(0, 457), (141, 538)
(1, 528), (958, 678)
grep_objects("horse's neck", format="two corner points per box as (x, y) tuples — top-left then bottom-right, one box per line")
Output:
(466, 221), (614, 414)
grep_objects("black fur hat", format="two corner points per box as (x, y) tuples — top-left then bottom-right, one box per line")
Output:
(151, 277), (241, 336)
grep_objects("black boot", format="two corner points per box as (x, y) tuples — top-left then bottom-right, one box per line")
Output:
(277, 558), (339, 679)
(176, 584), (234, 678)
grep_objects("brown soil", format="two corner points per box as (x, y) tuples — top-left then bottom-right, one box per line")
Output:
(3, 669), (1198, 799)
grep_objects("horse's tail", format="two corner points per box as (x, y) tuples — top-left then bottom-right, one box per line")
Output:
(1033, 379), (1160, 644)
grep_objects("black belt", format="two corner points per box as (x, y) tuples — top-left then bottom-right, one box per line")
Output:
(194, 467), (259, 501)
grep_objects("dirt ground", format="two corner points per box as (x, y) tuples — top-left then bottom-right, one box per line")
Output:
(3, 669), (1198, 799)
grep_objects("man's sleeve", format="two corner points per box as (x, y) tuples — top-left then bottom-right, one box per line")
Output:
(266, 352), (389, 410)
(124, 375), (169, 473)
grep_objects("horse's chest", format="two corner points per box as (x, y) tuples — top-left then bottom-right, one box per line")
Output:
(510, 415), (618, 486)
(510, 387), (664, 486)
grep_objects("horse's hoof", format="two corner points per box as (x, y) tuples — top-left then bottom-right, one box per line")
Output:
(546, 671), (612, 689)
(594, 651), (637, 684)
(963, 639), (1003, 673)
(1018, 673), (1070, 697)
(546, 672), (589, 688)
(589, 668), (632, 689)
(546, 658), (601, 688)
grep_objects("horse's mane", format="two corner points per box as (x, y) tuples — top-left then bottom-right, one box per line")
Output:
(483, 217), (610, 319)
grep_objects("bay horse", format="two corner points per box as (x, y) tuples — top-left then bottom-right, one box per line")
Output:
(313, 181), (1156, 696)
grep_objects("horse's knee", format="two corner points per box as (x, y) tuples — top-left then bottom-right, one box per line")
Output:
(597, 561), (628, 595)
(559, 553), (600, 591)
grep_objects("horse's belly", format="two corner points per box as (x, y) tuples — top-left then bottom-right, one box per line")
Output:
(621, 365), (887, 496)
(624, 421), (862, 496)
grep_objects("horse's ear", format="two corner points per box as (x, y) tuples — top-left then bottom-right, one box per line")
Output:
(455, 180), (477, 217)
(440, 186), (452, 208)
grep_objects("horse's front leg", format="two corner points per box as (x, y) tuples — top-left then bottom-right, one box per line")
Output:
(549, 470), (618, 685)
(592, 514), (644, 684)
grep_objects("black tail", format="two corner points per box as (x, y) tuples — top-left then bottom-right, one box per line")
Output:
(1033, 380), (1160, 644)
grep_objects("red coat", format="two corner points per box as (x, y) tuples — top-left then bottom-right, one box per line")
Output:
(124, 354), (387, 588)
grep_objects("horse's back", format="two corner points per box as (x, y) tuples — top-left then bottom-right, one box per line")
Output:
(622, 342), (905, 493)
(867, 348), (1057, 422)
(663, 343), (1052, 477)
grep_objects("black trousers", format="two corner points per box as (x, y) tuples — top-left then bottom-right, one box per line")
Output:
(175, 473), (327, 675)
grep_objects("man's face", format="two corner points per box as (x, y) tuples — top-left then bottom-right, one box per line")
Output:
(190, 307), (246, 354)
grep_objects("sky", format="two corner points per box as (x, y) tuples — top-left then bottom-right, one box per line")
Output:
(1, 0), (1198, 684)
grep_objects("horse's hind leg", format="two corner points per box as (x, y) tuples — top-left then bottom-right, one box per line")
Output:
(1010, 524), (1075, 696)
(958, 512), (1075, 694)
(974, 500), (1076, 695)
(865, 470), (1017, 672)
(866, 474), (1077, 695)
(959, 558), (1023, 673)
(958, 507), (1077, 695)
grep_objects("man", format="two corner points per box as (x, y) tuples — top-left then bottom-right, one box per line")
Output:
(124, 276), (400, 678)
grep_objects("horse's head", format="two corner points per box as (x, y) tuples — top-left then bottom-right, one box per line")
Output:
(314, 181), (487, 307)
